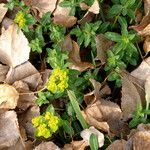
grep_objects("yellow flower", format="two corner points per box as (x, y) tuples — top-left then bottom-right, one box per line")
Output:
(47, 67), (68, 93)
(32, 116), (42, 127)
(14, 11), (26, 28)
(36, 124), (51, 138)
(44, 112), (60, 132)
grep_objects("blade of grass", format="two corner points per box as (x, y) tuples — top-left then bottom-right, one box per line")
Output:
(67, 90), (89, 129)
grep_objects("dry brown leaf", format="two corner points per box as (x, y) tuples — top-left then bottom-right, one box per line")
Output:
(0, 3), (7, 23)
(106, 140), (127, 150)
(143, 36), (150, 53)
(5, 61), (39, 86)
(34, 141), (60, 150)
(96, 34), (114, 63)
(121, 73), (142, 119)
(0, 84), (19, 109)
(13, 81), (36, 111)
(131, 0), (150, 32)
(18, 106), (40, 139)
(0, 111), (23, 149)
(61, 35), (73, 52)
(80, 2), (90, 10)
(53, 0), (77, 28)
(131, 57), (150, 85)
(78, 0), (99, 25)
(83, 100), (126, 135)
(0, 64), (9, 82)
(24, 0), (57, 18)
(0, 24), (30, 68)
(69, 41), (93, 72)
(126, 124), (150, 150)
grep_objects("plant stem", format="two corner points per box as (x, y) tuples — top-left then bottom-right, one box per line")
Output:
(67, 90), (89, 129)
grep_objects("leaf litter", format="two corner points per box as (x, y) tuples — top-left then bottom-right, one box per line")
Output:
(1, 0), (150, 149)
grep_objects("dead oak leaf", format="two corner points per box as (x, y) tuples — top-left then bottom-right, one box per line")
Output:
(24, 0), (58, 18)
(0, 111), (22, 149)
(0, 24), (30, 68)
(0, 64), (9, 82)
(96, 34), (114, 63)
(69, 41), (93, 72)
(0, 3), (7, 23)
(121, 73), (142, 119)
(34, 141), (60, 150)
(106, 140), (127, 150)
(53, 0), (77, 28)
(0, 84), (19, 109)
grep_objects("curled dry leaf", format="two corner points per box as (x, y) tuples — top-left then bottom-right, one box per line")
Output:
(126, 124), (150, 150)
(0, 3), (7, 23)
(0, 24), (30, 68)
(34, 141), (60, 150)
(131, 0), (150, 32)
(80, 126), (104, 148)
(121, 73), (142, 119)
(0, 84), (19, 109)
(0, 111), (22, 149)
(106, 140), (127, 150)
(83, 99), (126, 135)
(96, 34), (114, 63)
(53, 0), (77, 28)
(69, 41), (93, 72)
(24, 0), (57, 18)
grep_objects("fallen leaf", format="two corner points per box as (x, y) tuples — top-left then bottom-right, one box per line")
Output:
(34, 141), (60, 150)
(121, 73), (142, 119)
(143, 36), (150, 53)
(0, 64), (9, 82)
(18, 106), (40, 139)
(83, 99), (126, 135)
(106, 140), (127, 150)
(53, 0), (77, 28)
(5, 61), (39, 86)
(0, 3), (7, 23)
(126, 124), (150, 150)
(24, 0), (58, 18)
(13, 81), (36, 111)
(80, 126), (104, 148)
(131, 0), (150, 32)
(0, 84), (19, 109)
(0, 111), (23, 149)
(78, 0), (99, 25)
(96, 34), (114, 63)
(80, 2), (90, 10)
(0, 24), (30, 68)
(63, 140), (88, 150)
(69, 41), (93, 72)
(131, 57), (150, 85)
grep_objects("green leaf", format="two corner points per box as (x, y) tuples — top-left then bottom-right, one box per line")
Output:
(90, 133), (99, 150)
(46, 104), (55, 114)
(67, 90), (89, 129)
(62, 120), (74, 135)
(105, 32), (122, 42)
(108, 4), (122, 18)
(118, 16), (128, 35)
(127, 9), (135, 19)
(41, 12), (51, 26)
(59, 1), (71, 7)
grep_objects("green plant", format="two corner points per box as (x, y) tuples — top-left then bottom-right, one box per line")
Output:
(105, 16), (139, 86)
(71, 21), (101, 49)
(59, 0), (84, 16)
(108, 0), (141, 20)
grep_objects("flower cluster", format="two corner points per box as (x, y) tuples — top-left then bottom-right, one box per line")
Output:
(14, 11), (26, 29)
(47, 67), (69, 94)
(32, 112), (60, 138)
